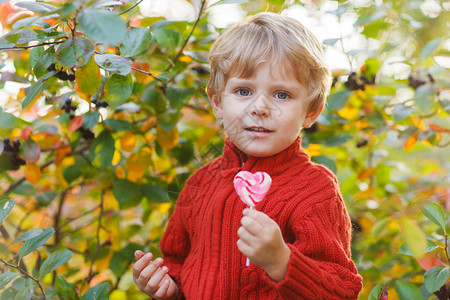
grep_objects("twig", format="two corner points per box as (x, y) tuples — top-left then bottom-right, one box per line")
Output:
(0, 258), (47, 300)
(85, 189), (105, 284)
(445, 235), (450, 265)
(57, 205), (100, 230)
(119, 0), (144, 15)
(164, 0), (207, 74)
(0, 40), (66, 51)
(131, 67), (166, 84)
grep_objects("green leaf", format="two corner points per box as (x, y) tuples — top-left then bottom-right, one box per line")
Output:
(0, 112), (26, 129)
(33, 46), (55, 79)
(104, 119), (132, 131)
(9, 228), (43, 246)
(141, 185), (170, 203)
(368, 281), (388, 300)
(397, 218), (427, 258)
(353, 9), (385, 27)
(392, 104), (413, 122)
(398, 239), (440, 256)
(166, 86), (195, 110)
(424, 266), (450, 293)
(39, 249), (73, 277)
(323, 38), (340, 46)
(0, 272), (20, 290)
(311, 155), (337, 174)
(326, 90), (352, 110)
(81, 281), (110, 300)
(395, 280), (423, 300)
(104, 73), (133, 109)
(421, 203), (446, 234)
(15, 285), (35, 300)
(18, 139), (41, 163)
(19, 227), (55, 261)
(22, 70), (57, 110)
(55, 276), (77, 300)
(152, 28), (182, 52)
(113, 179), (142, 209)
(82, 111), (100, 130)
(322, 133), (352, 147)
(15, 1), (57, 14)
(75, 58), (102, 96)
(29, 46), (44, 68)
(110, 244), (141, 277)
(142, 88), (167, 114)
(89, 130), (115, 169)
(421, 39), (441, 61)
(414, 84), (435, 113)
(94, 54), (131, 76)
(120, 27), (153, 57)
(157, 109), (182, 132)
(211, 0), (248, 6)
(55, 37), (94, 68)
(78, 8), (126, 46)
(0, 199), (15, 223)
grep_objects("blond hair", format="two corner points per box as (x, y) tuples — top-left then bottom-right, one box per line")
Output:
(207, 12), (331, 113)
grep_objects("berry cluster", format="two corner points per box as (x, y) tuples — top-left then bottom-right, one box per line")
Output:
(61, 99), (77, 114)
(47, 63), (75, 81)
(92, 99), (109, 108)
(408, 73), (435, 90)
(2, 138), (25, 166)
(78, 127), (95, 140)
(344, 72), (375, 91)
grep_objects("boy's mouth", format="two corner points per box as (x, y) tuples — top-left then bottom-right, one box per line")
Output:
(244, 126), (273, 132)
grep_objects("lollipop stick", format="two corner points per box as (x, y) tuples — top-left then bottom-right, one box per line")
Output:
(245, 205), (254, 267)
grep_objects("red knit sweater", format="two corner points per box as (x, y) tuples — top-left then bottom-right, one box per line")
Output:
(160, 137), (363, 299)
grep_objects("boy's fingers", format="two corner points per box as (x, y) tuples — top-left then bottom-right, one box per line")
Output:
(146, 264), (168, 293)
(134, 250), (145, 260)
(241, 216), (262, 235)
(132, 253), (153, 279)
(154, 278), (171, 299)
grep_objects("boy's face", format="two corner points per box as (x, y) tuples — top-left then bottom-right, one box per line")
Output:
(210, 61), (323, 157)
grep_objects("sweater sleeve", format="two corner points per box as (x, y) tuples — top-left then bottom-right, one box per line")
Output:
(159, 180), (194, 299)
(264, 184), (363, 299)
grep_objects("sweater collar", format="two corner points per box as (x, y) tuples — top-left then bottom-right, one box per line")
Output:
(220, 136), (310, 177)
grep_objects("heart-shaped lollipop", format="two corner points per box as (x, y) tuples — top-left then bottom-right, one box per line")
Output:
(233, 171), (272, 208)
(234, 171), (272, 266)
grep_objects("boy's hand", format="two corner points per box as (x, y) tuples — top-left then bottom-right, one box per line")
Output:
(237, 209), (291, 282)
(132, 250), (179, 300)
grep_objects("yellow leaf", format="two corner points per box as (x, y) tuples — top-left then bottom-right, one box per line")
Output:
(115, 165), (125, 179)
(120, 131), (137, 152)
(93, 251), (113, 272)
(103, 190), (119, 211)
(156, 125), (178, 149)
(140, 116), (157, 132)
(358, 167), (376, 180)
(304, 144), (321, 157)
(127, 165), (145, 182)
(352, 187), (375, 200)
(75, 58), (101, 98)
(25, 163), (41, 183)
(397, 217), (426, 258)
(337, 105), (359, 120)
(125, 148), (152, 170)
(404, 135), (417, 150)
(112, 150), (121, 166)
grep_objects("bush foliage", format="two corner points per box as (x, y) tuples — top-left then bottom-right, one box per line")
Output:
(0, 0), (449, 299)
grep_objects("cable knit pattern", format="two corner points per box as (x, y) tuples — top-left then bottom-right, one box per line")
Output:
(159, 137), (363, 299)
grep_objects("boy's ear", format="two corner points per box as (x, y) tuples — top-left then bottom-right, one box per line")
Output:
(302, 104), (324, 128)
(208, 87), (223, 119)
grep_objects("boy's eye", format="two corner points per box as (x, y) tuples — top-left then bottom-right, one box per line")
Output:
(275, 92), (289, 100)
(236, 88), (251, 97)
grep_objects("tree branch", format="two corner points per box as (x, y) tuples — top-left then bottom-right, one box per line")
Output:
(0, 258), (47, 300)
(0, 40), (66, 51)
(119, 0), (144, 15)
(164, 0), (207, 74)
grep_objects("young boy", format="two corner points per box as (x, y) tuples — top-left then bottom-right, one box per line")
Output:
(133, 12), (363, 299)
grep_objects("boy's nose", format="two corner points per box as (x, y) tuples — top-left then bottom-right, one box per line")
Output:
(248, 94), (271, 117)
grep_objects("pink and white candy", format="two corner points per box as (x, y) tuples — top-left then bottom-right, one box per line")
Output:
(233, 171), (272, 208)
